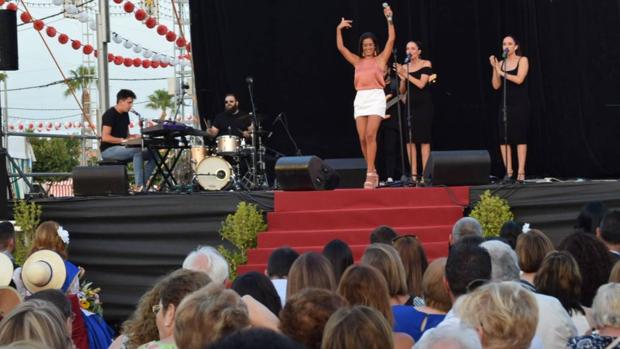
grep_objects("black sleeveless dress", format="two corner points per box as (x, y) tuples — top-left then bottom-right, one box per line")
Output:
(499, 58), (530, 144)
(406, 67), (434, 143)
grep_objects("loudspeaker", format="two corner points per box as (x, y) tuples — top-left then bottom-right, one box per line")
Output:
(422, 150), (490, 186)
(72, 165), (129, 196)
(323, 158), (367, 189)
(0, 11), (18, 71)
(275, 156), (339, 191)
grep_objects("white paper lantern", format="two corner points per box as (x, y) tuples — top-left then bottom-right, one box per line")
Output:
(123, 40), (133, 49)
(129, 121), (135, 128)
(89, 19), (97, 31)
(53, 0), (64, 6)
(78, 11), (89, 23)
(73, 121), (81, 128)
(161, 55), (170, 64)
(170, 58), (179, 66)
(64, 121), (72, 129)
(185, 115), (193, 122)
(180, 60), (191, 68)
(132, 44), (142, 53)
(142, 49), (153, 58)
(112, 33), (123, 44)
(54, 122), (61, 130)
(8, 124), (14, 131)
(64, 4), (78, 15)
(46, 121), (53, 129)
(84, 121), (90, 128)
(151, 54), (161, 62)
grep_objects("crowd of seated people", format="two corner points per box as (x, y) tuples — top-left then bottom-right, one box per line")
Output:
(1, 201), (620, 349)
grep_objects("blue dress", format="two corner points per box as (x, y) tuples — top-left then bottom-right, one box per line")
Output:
(392, 305), (446, 342)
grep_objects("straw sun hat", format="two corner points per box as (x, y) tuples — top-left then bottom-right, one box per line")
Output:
(21, 250), (67, 293)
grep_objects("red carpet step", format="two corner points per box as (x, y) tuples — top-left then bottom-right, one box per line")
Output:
(237, 187), (469, 275)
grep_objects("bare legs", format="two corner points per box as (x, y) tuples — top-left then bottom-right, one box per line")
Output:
(500, 144), (527, 181)
(356, 115), (383, 188)
(406, 142), (431, 180)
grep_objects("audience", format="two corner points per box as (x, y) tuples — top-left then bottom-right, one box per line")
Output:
(597, 211), (620, 262)
(369, 225), (398, 244)
(575, 201), (608, 235)
(450, 217), (482, 245)
(321, 305), (394, 349)
(559, 232), (615, 307)
(207, 328), (303, 349)
(232, 272), (281, 316)
(393, 258), (451, 342)
(182, 246), (229, 285)
(567, 283), (620, 349)
(480, 240), (576, 349)
(392, 235), (428, 304)
(286, 253), (336, 299)
(174, 283), (250, 349)
(534, 251), (592, 334)
(0, 222), (16, 268)
(279, 288), (347, 349)
(498, 220), (523, 249)
(361, 244), (409, 305)
(25, 289), (73, 336)
(456, 281), (539, 349)
(321, 240), (354, 284)
(515, 229), (554, 290)
(266, 247), (299, 306)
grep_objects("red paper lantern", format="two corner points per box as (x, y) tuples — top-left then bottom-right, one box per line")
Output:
(123, 57), (132, 67)
(0, 1), (5, 6)
(186, 43), (191, 52)
(107, 53), (114, 62)
(6, 3), (17, 11)
(160, 62), (169, 68)
(113, 0), (122, 3)
(58, 34), (69, 44)
(83, 44), (94, 55)
(114, 56), (123, 65)
(28, 122), (34, 130)
(165, 31), (176, 42)
(151, 60), (160, 68)
(129, 121), (135, 128)
(134, 9), (146, 21)
(123, 1), (134, 13)
(142, 60), (151, 68)
(175, 37), (186, 48)
(132, 58), (142, 67)
(156, 24), (167, 36)
(145, 17), (157, 29)
(33, 20), (44, 31)
(8, 124), (14, 131)
(20, 12), (32, 23)
(46, 121), (53, 129)
(37, 122), (43, 129)
(18, 123), (24, 131)
(71, 40), (81, 50)
(46, 26), (57, 37)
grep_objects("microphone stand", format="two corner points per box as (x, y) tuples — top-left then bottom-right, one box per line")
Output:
(246, 79), (260, 190)
(405, 57), (415, 185)
(275, 113), (302, 156)
(501, 54), (509, 182)
(137, 113), (147, 192)
(392, 50), (408, 186)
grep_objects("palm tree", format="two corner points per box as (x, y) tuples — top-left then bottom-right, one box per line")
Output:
(64, 65), (96, 124)
(146, 89), (173, 120)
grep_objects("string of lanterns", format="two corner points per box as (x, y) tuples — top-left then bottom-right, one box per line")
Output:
(8, 115), (195, 131)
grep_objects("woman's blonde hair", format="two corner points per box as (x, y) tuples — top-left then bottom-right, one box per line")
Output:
(321, 305), (394, 349)
(0, 300), (72, 349)
(422, 257), (451, 312)
(337, 264), (393, 325)
(286, 252), (336, 298)
(361, 243), (408, 297)
(393, 236), (428, 297)
(174, 283), (250, 349)
(456, 281), (538, 349)
(28, 221), (67, 259)
(515, 229), (554, 273)
(121, 280), (165, 349)
(591, 283), (620, 328)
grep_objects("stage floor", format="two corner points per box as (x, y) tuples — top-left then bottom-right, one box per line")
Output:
(22, 179), (620, 324)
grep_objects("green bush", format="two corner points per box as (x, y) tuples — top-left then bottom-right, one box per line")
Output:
(218, 202), (267, 279)
(469, 190), (514, 238)
(12, 200), (42, 264)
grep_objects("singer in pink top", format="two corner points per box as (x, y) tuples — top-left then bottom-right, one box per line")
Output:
(336, 5), (395, 189)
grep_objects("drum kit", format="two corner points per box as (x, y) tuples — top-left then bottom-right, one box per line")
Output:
(190, 131), (269, 191)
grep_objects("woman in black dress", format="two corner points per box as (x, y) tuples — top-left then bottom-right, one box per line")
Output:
(490, 35), (530, 183)
(396, 41), (434, 181)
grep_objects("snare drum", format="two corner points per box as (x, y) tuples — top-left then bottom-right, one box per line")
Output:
(190, 146), (210, 169)
(216, 135), (240, 156)
(195, 156), (233, 191)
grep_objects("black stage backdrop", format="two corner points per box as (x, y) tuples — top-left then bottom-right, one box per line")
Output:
(190, 0), (620, 178)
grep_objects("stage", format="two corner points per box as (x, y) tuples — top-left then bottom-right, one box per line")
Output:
(25, 179), (620, 324)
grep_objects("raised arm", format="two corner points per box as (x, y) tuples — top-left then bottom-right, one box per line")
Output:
(336, 18), (359, 66)
(377, 6), (395, 65)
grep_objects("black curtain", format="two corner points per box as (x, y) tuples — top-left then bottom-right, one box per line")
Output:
(190, 0), (620, 178)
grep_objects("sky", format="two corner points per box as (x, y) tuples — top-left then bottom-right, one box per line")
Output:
(2, 0), (193, 135)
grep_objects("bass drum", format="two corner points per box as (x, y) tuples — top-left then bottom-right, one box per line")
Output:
(195, 156), (233, 191)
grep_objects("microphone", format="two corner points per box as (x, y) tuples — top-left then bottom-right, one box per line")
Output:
(245, 76), (254, 85)
(502, 48), (509, 58)
(404, 53), (412, 64)
(130, 109), (141, 117)
(382, 3), (392, 22)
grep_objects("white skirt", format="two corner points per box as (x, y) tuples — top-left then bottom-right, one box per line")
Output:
(354, 89), (386, 118)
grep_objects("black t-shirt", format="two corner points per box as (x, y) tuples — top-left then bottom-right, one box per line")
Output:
(212, 110), (251, 138)
(100, 107), (129, 152)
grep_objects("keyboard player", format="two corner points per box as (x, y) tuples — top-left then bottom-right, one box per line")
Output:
(100, 89), (155, 190)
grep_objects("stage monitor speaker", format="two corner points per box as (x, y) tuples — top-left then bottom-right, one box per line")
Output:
(72, 165), (129, 196)
(275, 156), (339, 191)
(422, 150), (490, 186)
(0, 11), (18, 71)
(323, 158), (366, 189)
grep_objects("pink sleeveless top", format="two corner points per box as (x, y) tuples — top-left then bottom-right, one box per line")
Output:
(354, 57), (385, 91)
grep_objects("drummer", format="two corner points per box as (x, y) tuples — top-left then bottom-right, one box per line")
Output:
(207, 93), (253, 139)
